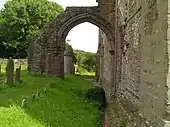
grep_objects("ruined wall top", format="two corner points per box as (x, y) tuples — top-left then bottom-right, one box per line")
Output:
(96, 0), (115, 5)
(65, 6), (97, 12)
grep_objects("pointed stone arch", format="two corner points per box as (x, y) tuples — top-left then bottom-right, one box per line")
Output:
(58, 13), (114, 44)
(28, 7), (115, 78)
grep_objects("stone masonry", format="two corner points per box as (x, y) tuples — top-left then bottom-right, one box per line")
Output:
(28, 0), (170, 126)
(64, 43), (74, 74)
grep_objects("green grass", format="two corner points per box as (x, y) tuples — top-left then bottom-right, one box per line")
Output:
(75, 65), (95, 76)
(0, 65), (101, 127)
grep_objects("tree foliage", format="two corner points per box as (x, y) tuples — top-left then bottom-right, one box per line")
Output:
(74, 50), (96, 72)
(0, 0), (63, 58)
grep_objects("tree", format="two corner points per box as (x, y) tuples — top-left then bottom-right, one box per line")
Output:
(81, 53), (96, 72)
(74, 50), (96, 72)
(0, 0), (63, 58)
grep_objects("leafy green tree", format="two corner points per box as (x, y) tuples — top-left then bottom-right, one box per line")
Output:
(0, 0), (63, 58)
(81, 53), (96, 72)
(74, 50), (96, 72)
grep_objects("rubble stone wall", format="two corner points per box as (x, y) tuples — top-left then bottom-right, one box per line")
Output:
(97, 0), (169, 126)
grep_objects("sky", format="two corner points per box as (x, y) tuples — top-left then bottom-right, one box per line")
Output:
(0, 0), (99, 53)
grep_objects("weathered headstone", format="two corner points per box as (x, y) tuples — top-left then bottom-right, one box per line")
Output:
(15, 66), (21, 83)
(6, 57), (14, 85)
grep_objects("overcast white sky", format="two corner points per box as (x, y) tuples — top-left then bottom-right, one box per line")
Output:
(0, 0), (99, 53)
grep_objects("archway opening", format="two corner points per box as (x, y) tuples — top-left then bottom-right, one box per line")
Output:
(64, 21), (109, 82)
(66, 22), (99, 53)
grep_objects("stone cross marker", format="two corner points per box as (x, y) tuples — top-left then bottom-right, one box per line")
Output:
(6, 57), (14, 85)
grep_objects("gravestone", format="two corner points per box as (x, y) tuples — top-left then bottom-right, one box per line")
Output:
(15, 66), (21, 83)
(6, 57), (14, 85)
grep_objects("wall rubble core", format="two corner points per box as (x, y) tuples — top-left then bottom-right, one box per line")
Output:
(28, 0), (170, 126)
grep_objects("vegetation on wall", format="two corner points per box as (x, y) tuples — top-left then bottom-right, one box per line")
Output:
(0, 0), (63, 58)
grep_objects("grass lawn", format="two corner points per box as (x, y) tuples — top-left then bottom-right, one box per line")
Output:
(0, 65), (101, 127)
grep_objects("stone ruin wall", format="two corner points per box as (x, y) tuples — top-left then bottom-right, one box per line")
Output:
(28, 19), (64, 76)
(97, 28), (116, 96)
(95, 30), (103, 82)
(119, 0), (168, 126)
(116, 0), (142, 120)
(138, 0), (168, 125)
(98, 0), (169, 126)
(99, 30), (113, 95)
(64, 43), (74, 74)
(96, 0), (117, 97)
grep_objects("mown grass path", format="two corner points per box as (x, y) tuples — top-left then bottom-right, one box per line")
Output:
(0, 71), (101, 127)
